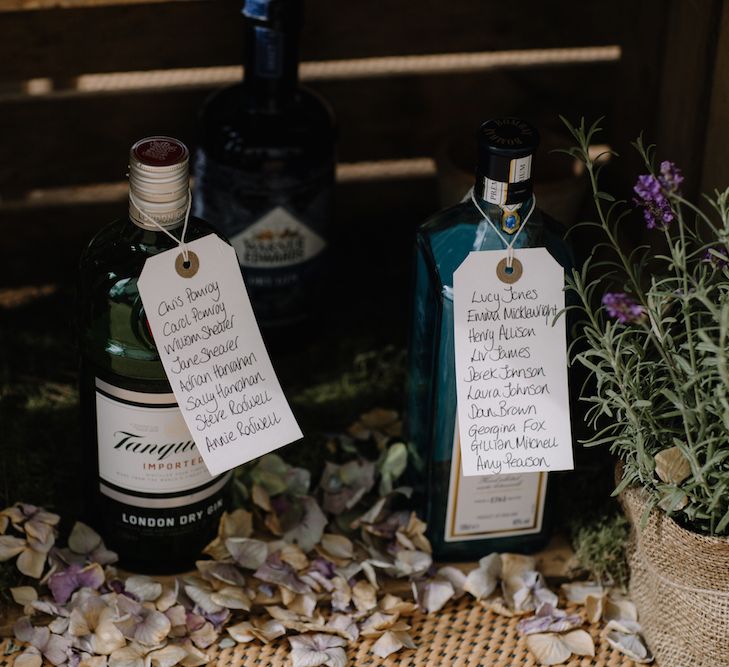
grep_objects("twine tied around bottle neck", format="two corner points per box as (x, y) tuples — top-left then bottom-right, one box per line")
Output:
(129, 190), (192, 265)
(469, 187), (536, 269)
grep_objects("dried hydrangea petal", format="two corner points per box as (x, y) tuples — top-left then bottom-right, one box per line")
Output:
(516, 604), (583, 636)
(506, 571), (557, 614)
(526, 629), (594, 666)
(203, 509), (253, 560)
(560, 582), (604, 605)
(283, 497), (327, 553)
(145, 645), (187, 667)
(227, 619), (286, 644)
(14, 649), (43, 667)
(109, 645), (145, 667)
(49, 563), (105, 604)
(10, 586), (38, 614)
(133, 610), (172, 646)
(17, 547), (48, 579)
(79, 655), (108, 667)
(379, 594), (418, 616)
(42, 633), (73, 666)
(190, 621), (218, 649)
(184, 585), (224, 615)
(412, 577), (455, 614)
(225, 537), (268, 571)
(319, 534), (354, 561)
(604, 596), (638, 622)
(125, 576), (162, 603)
(393, 549), (431, 577)
(654, 446), (692, 485)
(286, 592), (318, 617)
(464, 553), (501, 600)
(179, 640), (209, 667)
(371, 630), (416, 659)
(320, 460), (376, 515)
(289, 633), (347, 667)
(436, 566), (466, 599)
(351, 581), (378, 613)
(360, 611), (400, 638)
(325, 614), (359, 642)
(280, 543), (310, 571)
(254, 554), (311, 595)
(68, 523), (103, 556)
(90, 610), (127, 656)
(584, 594), (605, 624)
(164, 604), (187, 629)
(604, 623), (653, 663)
(210, 586), (252, 611)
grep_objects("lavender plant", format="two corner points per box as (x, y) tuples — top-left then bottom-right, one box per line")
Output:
(563, 118), (729, 536)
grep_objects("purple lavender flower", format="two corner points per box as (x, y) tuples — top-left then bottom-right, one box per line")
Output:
(703, 247), (729, 268)
(633, 160), (683, 229)
(602, 292), (646, 324)
(660, 160), (684, 191)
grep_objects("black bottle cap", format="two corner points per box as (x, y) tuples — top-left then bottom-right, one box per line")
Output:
(476, 118), (539, 206)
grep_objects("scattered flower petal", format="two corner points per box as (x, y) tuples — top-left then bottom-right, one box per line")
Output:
(526, 629), (594, 665)
(289, 633), (347, 667)
(371, 630), (416, 659)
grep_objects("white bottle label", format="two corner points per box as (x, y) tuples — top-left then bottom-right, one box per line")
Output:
(229, 206), (327, 269)
(445, 421), (547, 542)
(95, 378), (228, 508)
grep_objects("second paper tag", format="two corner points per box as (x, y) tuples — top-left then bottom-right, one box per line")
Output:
(138, 234), (303, 476)
(453, 247), (574, 476)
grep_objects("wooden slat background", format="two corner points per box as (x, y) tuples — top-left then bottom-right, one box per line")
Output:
(0, 65), (615, 191)
(3, 0), (727, 287)
(0, 0), (623, 80)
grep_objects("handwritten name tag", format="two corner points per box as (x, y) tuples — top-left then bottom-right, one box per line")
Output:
(453, 248), (574, 476)
(138, 234), (303, 476)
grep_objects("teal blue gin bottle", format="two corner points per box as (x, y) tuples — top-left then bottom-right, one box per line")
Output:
(407, 119), (573, 561)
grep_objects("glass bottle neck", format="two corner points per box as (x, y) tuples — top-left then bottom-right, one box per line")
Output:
(242, 16), (300, 109)
(470, 187), (539, 247)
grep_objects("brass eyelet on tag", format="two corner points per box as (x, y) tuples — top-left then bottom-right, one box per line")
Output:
(175, 251), (200, 278)
(496, 257), (523, 284)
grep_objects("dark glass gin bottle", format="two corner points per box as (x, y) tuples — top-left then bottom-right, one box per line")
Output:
(78, 137), (231, 573)
(193, 0), (336, 327)
(407, 119), (573, 561)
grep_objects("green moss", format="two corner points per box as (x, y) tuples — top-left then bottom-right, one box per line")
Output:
(570, 510), (630, 590)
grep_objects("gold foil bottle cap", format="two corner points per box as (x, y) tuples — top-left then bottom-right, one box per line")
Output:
(128, 136), (190, 229)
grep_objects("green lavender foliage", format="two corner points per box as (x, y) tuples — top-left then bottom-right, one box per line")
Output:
(562, 117), (729, 537)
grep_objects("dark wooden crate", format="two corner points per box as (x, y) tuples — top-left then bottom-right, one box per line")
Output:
(0, 0), (726, 286)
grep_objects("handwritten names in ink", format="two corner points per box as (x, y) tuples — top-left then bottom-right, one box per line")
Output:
(453, 248), (574, 476)
(138, 235), (302, 476)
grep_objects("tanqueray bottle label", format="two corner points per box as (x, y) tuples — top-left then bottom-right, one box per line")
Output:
(95, 378), (229, 528)
(444, 421), (547, 542)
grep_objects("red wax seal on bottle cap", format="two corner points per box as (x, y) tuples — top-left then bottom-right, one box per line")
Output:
(131, 136), (189, 167)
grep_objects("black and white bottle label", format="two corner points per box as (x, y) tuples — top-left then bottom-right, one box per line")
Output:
(445, 421), (547, 542)
(95, 378), (229, 508)
(229, 205), (326, 269)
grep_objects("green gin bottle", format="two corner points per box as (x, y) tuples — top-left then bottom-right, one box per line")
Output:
(407, 119), (573, 561)
(78, 137), (231, 573)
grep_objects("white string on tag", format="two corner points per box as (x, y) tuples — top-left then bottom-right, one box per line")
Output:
(469, 188), (536, 269)
(129, 189), (193, 264)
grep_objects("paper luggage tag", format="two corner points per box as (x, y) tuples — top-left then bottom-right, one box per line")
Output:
(138, 234), (303, 476)
(453, 247), (574, 476)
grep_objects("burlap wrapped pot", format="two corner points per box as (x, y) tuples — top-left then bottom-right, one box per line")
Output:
(622, 487), (729, 667)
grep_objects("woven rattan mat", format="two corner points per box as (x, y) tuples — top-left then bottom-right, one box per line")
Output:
(0, 596), (638, 667)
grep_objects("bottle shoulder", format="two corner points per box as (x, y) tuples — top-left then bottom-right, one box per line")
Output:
(416, 203), (573, 288)
(198, 83), (335, 154)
